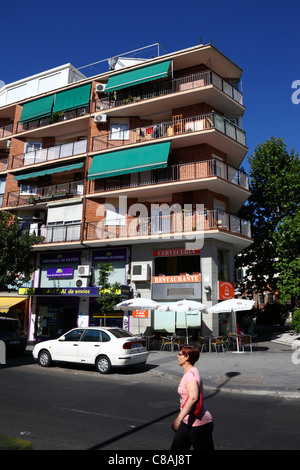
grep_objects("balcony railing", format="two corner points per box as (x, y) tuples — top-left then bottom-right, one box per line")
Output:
(15, 105), (90, 134)
(92, 112), (246, 153)
(12, 139), (88, 169)
(95, 70), (243, 111)
(89, 159), (249, 194)
(85, 209), (251, 241)
(0, 123), (13, 139)
(6, 181), (84, 207)
(42, 223), (82, 243)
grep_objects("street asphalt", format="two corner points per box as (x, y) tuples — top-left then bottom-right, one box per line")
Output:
(145, 329), (300, 399)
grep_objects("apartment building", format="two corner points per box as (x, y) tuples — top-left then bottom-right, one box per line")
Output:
(0, 43), (252, 341)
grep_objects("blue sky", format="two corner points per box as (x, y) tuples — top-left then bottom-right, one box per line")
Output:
(1, 0), (300, 172)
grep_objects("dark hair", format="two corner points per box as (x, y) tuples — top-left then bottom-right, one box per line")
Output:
(180, 345), (200, 365)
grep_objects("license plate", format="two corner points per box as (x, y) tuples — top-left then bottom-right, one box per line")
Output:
(132, 342), (142, 348)
(8, 341), (20, 344)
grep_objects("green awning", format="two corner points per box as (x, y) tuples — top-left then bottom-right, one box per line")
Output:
(20, 94), (55, 123)
(88, 142), (171, 180)
(15, 162), (84, 181)
(52, 83), (91, 113)
(105, 60), (171, 93)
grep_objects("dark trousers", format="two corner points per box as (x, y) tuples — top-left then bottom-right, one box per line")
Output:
(171, 421), (214, 451)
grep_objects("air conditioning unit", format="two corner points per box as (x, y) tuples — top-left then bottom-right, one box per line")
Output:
(131, 263), (151, 282)
(75, 277), (89, 288)
(96, 83), (106, 93)
(78, 265), (91, 277)
(94, 114), (107, 123)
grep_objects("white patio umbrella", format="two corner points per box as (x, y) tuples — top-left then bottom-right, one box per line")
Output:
(158, 299), (206, 343)
(115, 298), (162, 334)
(207, 298), (255, 352)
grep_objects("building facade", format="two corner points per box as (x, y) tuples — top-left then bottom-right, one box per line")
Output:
(0, 44), (252, 341)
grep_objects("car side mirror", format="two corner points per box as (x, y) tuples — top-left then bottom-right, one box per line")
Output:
(58, 335), (66, 341)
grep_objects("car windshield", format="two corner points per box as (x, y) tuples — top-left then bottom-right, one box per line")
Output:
(108, 328), (134, 338)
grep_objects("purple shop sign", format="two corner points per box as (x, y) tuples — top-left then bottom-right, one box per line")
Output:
(41, 252), (81, 265)
(93, 248), (126, 262)
(47, 267), (74, 278)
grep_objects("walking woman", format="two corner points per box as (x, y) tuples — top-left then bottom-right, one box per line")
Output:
(171, 344), (214, 450)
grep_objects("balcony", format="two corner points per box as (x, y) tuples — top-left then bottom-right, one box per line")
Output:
(84, 209), (252, 253)
(11, 139), (87, 169)
(42, 223), (82, 244)
(15, 105), (90, 135)
(95, 70), (243, 117)
(6, 181), (84, 207)
(0, 123), (13, 139)
(90, 158), (248, 192)
(91, 112), (247, 163)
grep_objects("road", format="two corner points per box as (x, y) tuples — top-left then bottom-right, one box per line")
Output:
(1, 351), (300, 451)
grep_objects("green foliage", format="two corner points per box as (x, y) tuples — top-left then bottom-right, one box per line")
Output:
(291, 308), (300, 333)
(0, 212), (42, 290)
(237, 137), (300, 305)
(96, 263), (121, 323)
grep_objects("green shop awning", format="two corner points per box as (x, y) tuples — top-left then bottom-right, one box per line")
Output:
(52, 83), (91, 113)
(105, 60), (171, 93)
(88, 142), (171, 180)
(20, 94), (55, 123)
(15, 161), (84, 181)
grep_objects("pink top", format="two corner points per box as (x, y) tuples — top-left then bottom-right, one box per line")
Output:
(178, 366), (213, 427)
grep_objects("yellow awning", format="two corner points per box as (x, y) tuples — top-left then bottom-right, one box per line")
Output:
(0, 297), (27, 313)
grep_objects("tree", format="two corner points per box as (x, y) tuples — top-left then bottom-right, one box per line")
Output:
(236, 137), (300, 304)
(0, 211), (41, 290)
(96, 263), (121, 326)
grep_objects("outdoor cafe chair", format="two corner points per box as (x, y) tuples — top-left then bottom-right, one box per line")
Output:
(160, 336), (172, 351)
(173, 336), (185, 351)
(198, 336), (209, 353)
(240, 334), (253, 352)
(211, 335), (226, 353)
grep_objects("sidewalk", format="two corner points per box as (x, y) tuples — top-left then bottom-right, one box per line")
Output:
(146, 332), (300, 399)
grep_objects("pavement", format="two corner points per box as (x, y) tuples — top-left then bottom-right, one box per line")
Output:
(145, 328), (300, 399)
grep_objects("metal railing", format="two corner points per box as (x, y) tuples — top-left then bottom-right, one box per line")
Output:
(95, 70), (243, 111)
(89, 159), (249, 193)
(85, 209), (251, 241)
(6, 181), (84, 207)
(42, 223), (82, 243)
(15, 105), (90, 134)
(0, 123), (13, 139)
(92, 112), (246, 153)
(12, 139), (87, 169)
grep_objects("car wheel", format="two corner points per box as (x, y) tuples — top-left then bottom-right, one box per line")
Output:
(38, 350), (52, 367)
(96, 355), (112, 374)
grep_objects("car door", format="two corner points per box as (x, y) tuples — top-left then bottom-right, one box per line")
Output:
(52, 329), (85, 362)
(77, 329), (102, 364)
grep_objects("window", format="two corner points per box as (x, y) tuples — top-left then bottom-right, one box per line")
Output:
(101, 331), (111, 342)
(218, 249), (230, 281)
(64, 329), (84, 341)
(82, 329), (100, 342)
(109, 122), (129, 140)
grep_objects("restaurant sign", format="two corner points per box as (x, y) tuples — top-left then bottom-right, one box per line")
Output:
(152, 274), (201, 283)
(153, 249), (201, 257)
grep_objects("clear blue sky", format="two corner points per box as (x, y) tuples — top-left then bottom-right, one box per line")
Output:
(1, 0), (300, 172)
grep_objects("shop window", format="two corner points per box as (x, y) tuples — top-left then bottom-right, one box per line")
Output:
(154, 254), (200, 276)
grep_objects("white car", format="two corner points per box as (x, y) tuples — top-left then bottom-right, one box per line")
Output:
(32, 327), (148, 374)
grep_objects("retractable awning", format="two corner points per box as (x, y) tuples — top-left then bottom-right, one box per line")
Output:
(87, 142), (170, 180)
(0, 297), (27, 313)
(20, 94), (55, 123)
(14, 161), (84, 181)
(52, 83), (91, 113)
(105, 60), (171, 93)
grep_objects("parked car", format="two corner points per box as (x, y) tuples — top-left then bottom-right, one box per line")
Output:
(0, 317), (27, 355)
(32, 327), (148, 374)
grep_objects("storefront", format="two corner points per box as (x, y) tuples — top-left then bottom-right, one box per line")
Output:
(151, 248), (202, 337)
